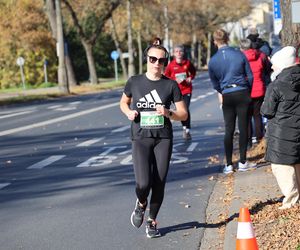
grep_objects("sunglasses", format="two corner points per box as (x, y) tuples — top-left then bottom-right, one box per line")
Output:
(148, 55), (167, 65)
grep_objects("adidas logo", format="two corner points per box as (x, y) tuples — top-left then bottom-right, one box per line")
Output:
(136, 89), (162, 108)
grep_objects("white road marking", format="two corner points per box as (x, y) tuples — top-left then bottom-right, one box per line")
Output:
(100, 146), (127, 156)
(120, 155), (132, 165)
(76, 146), (127, 168)
(56, 107), (77, 111)
(69, 101), (81, 105)
(204, 130), (224, 136)
(187, 142), (198, 152)
(118, 149), (131, 155)
(0, 183), (11, 190)
(191, 91), (216, 102)
(76, 155), (117, 168)
(48, 102), (81, 111)
(0, 110), (35, 120)
(0, 102), (119, 137)
(48, 105), (62, 109)
(111, 125), (130, 133)
(27, 155), (65, 169)
(76, 137), (104, 147)
(171, 153), (188, 164)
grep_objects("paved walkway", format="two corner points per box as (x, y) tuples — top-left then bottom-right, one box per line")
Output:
(0, 87), (61, 101)
(200, 164), (281, 249)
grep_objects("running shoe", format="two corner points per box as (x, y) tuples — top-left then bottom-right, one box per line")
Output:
(223, 165), (233, 174)
(183, 130), (192, 140)
(238, 161), (257, 172)
(130, 199), (147, 228)
(145, 219), (161, 238)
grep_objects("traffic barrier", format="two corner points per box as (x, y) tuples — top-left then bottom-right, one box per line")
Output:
(236, 207), (259, 250)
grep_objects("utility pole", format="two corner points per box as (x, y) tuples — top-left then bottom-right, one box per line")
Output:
(55, 0), (69, 94)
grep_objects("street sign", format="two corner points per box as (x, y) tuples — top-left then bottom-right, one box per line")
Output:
(273, 0), (281, 19)
(16, 57), (26, 89)
(110, 50), (119, 60)
(122, 52), (129, 59)
(16, 57), (25, 66)
(110, 51), (119, 81)
(273, 0), (282, 35)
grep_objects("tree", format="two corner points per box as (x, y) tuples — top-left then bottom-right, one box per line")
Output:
(56, 0), (69, 93)
(127, 0), (135, 77)
(0, 0), (57, 88)
(44, 0), (77, 87)
(280, 0), (300, 46)
(109, 17), (128, 79)
(61, 0), (121, 84)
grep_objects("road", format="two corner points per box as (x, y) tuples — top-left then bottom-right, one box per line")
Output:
(0, 72), (225, 250)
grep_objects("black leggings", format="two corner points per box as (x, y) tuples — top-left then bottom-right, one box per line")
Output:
(132, 138), (172, 220)
(248, 97), (264, 141)
(222, 90), (251, 165)
(181, 94), (191, 129)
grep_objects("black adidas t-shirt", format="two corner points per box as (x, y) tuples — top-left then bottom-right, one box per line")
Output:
(124, 74), (183, 139)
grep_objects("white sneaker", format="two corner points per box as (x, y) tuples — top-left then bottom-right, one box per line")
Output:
(223, 165), (233, 174)
(252, 137), (258, 144)
(238, 161), (257, 172)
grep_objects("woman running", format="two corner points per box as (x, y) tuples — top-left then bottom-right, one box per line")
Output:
(120, 39), (187, 238)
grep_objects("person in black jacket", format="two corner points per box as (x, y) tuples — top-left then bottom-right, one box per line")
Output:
(247, 27), (272, 57)
(247, 27), (272, 86)
(261, 46), (300, 210)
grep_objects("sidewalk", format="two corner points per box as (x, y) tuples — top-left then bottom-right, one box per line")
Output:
(0, 87), (61, 100)
(200, 164), (281, 249)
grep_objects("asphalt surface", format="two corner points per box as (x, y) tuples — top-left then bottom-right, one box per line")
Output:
(0, 76), (281, 250)
(0, 73), (225, 250)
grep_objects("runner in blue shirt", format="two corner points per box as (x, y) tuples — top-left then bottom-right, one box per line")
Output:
(208, 29), (256, 174)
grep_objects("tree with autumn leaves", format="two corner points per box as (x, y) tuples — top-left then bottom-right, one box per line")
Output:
(0, 0), (56, 88)
(3, 0), (299, 90)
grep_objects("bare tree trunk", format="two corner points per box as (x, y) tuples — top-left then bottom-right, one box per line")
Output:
(191, 32), (197, 65)
(109, 17), (128, 79)
(44, 0), (77, 86)
(65, 50), (77, 86)
(198, 43), (202, 70)
(163, 3), (170, 52)
(61, 0), (121, 85)
(280, 0), (300, 46)
(82, 40), (98, 84)
(45, 0), (57, 39)
(206, 32), (212, 66)
(55, 0), (69, 93)
(137, 30), (143, 74)
(127, 0), (135, 77)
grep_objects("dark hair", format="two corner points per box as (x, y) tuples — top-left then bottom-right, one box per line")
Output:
(143, 37), (169, 65)
(213, 29), (229, 44)
(152, 37), (162, 46)
(145, 37), (168, 57)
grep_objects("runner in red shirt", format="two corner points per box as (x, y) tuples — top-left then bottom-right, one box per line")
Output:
(164, 45), (196, 140)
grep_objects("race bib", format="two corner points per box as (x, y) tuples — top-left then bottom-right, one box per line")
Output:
(175, 72), (187, 81)
(140, 111), (164, 128)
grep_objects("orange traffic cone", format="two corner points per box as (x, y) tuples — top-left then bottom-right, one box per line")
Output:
(236, 207), (259, 250)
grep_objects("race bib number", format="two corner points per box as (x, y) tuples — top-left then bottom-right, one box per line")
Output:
(175, 72), (187, 81)
(140, 111), (164, 128)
